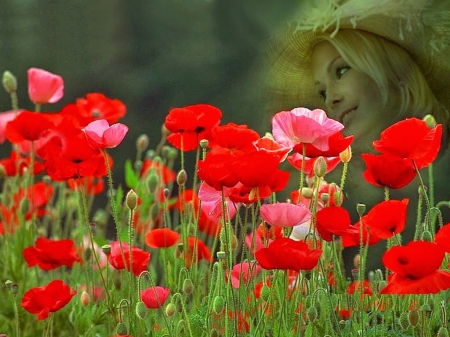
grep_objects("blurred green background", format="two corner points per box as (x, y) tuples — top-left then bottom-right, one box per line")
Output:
(0, 0), (300, 177)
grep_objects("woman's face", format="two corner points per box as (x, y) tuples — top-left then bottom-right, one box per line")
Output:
(310, 40), (399, 152)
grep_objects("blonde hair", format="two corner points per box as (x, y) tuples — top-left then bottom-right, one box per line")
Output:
(312, 29), (447, 122)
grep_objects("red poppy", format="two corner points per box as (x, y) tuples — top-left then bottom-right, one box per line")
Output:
(209, 123), (260, 156)
(5, 111), (54, 143)
(197, 153), (239, 191)
(184, 237), (212, 268)
(0, 151), (45, 176)
(348, 280), (372, 295)
(341, 216), (383, 248)
(23, 237), (82, 270)
(373, 118), (442, 169)
(145, 228), (180, 248)
(435, 223), (450, 253)
(21, 280), (76, 320)
(302, 131), (354, 158)
(255, 237), (322, 272)
(67, 177), (105, 195)
(164, 104), (222, 151)
(232, 151), (290, 192)
(315, 206), (357, 242)
(60, 93), (126, 126)
(14, 182), (54, 218)
(380, 240), (450, 294)
(364, 199), (409, 239)
(362, 153), (417, 189)
(43, 132), (109, 181)
(228, 183), (271, 204)
(141, 286), (170, 309)
(253, 136), (291, 162)
(256, 223), (283, 242)
(107, 241), (151, 276)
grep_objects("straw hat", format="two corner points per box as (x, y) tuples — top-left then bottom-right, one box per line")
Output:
(264, 0), (450, 125)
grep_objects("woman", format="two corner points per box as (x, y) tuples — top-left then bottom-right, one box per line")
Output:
(264, 0), (450, 274)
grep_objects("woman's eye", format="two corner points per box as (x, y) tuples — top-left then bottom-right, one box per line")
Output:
(336, 66), (349, 78)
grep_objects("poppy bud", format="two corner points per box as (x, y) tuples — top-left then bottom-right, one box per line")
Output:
(134, 160), (143, 172)
(2, 70), (17, 93)
(150, 203), (160, 221)
(399, 312), (410, 330)
(421, 230), (433, 242)
(353, 254), (361, 269)
(210, 329), (219, 337)
(213, 295), (224, 314)
(136, 134), (150, 152)
(437, 327), (449, 337)
(182, 279), (194, 295)
(175, 243), (184, 258)
(165, 302), (176, 317)
(0, 165), (6, 179)
(339, 146), (352, 163)
(321, 192), (330, 203)
(11, 284), (18, 296)
(161, 145), (171, 159)
(306, 306), (318, 322)
(163, 188), (170, 199)
(301, 187), (314, 199)
(115, 322), (128, 336)
(313, 156), (327, 177)
(80, 291), (90, 307)
(126, 189), (138, 210)
(135, 301), (147, 319)
(423, 114), (437, 128)
(333, 189), (343, 207)
(147, 173), (159, 194)
(420, 303), (432, 312)
(168, 148), (178, 161)
(408, 309), (419, 327)
(146, 149), (156, 159)
(20, 198), (29, 215)
(161, 124), (170, 138)
(375, 269), (384, 282)
(177, 169), (187, 186)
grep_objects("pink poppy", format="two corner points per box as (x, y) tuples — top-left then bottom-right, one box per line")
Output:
(141, 286), (170, 309)
(253, 136), (291, 162)
(229, 261), (261, 289)
(0, 110), (23, 144)
(27, 67), (64, 104)
(260, 202), (311, 227)
(272, 107), (343, 152)
(198, 182), (240, 221)
(83, 119), (129, 149)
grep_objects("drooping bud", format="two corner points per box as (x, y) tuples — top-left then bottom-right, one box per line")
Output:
(168, 148), (178, 161)
(353, 254), (361, 269)
(147, 172), (159, 194)
(2, 71), (17, 93)
(301, 187), (314, 199)
(423, 114), (437, 128)
(20, 198), (30, 215)
(408, 309), (419, 327)
(437, 327), (449, 337)
(182, 279), (194, 295)
(177, 170), (187, 186)
(333, 189), (343, 207)
(136, 134), (150, 153)
(150, 203), (160, 221)
(399, 312), (410, 330)
(421, 230), (433, 242)
(306, 306), (318, 322)
(115, 322), (128, 336)
(135, 301), (147, 319)
(165, 302), (176, 317)
(80, 291), (90, 307)
(126, 189), (138, 210)
(213, 295), (225, 314)
(339, 146), (352, 163)
(313, 156), (327, 177)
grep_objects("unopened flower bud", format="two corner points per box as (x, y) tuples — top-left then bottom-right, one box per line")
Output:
(356, 203), (366, 216)
(161, 145), (171, 159)
(20, 198), (29, 215)
(420, 303), (432, 312)
(353, 254), (361, 269)
(150, 203), (160, 221)
(213, 295), (225, 314)
(333, 189), (343, 207)
(165, 302), (176, 317)
(182, 279), (194, 295)
(115, 322), (128, 336)
(177, 170), (187, 186)
(437, 327), (449, 337)
(146, 149), (156, 159)
(306, 306), (318, 322)
(301, 187), (314, 199)
(136, 134), (150, 152)
(2, 71), (17, 93)
(423, 114), (437, 128)
(231, 234), (238, 251)
(147, 173), (159, 194)
(210, 329), (219, 337)
(399, 312), (410, 330)
(135, 301), (147, 319)
(126, 189), (138, 210)
(313, 156), (327, 177)
(80, 291), (90, 307)
(339, 146), (352, 163)
(199, 139), (209, 149)
(134, 160), (143, 172)
(11, 284), (18, 296)
(408, 309), (419, 327)
(421, 230), (433, 242)
(168, 148), (178, 161)
(42, 175), (52, 185)
(102, 244), (111, 255)
(161, 124), (170, 138)
(0, 165), (6, 179)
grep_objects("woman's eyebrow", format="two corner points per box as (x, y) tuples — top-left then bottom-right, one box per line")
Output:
(314, 55), (342, 86)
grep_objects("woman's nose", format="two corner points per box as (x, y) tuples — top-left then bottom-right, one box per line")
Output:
(325, 85), (344, 109)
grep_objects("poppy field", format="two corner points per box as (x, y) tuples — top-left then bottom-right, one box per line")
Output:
(0, 68), (449, 336)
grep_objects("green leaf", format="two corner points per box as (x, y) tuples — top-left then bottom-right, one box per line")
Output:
(305, 323), (313, 337)
(124, 159), (139, 189)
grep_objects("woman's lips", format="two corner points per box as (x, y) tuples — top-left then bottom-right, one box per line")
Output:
(338, 107), (357, 123)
